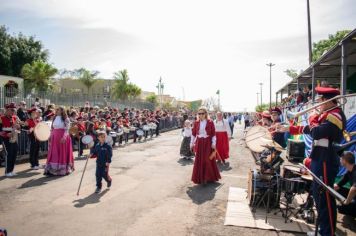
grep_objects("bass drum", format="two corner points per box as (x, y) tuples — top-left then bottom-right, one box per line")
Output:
(245, 126), (272, 153)
(82, 135), (93, 145)
(136, 129), (144, 136)
(34, 122), (51, 141)
(247, 169), (281, 208)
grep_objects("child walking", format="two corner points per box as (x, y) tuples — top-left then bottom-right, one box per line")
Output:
(180, 120), (194, 159)
(90, 131), (112, 193)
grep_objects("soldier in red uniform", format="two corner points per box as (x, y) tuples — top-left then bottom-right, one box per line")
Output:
(25, 108), (41, 169)
(277, 87), (346, 236)
(0, 103), (20, 177)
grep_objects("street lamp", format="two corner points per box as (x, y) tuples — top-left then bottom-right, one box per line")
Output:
(256, 92), (259, 107)
(307, 0), (312, 65)
(266, 63), (275, 109)
(157, 77), (164, 108)
(258, 82), (263, 106)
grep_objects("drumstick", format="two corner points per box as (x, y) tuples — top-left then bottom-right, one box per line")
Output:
(77, 155), (90, 196)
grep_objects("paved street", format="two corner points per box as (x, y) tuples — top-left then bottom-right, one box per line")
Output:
(0, 124), (352, 236)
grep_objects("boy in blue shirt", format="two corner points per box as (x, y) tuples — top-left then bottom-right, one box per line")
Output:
(90, 131), (112, 193)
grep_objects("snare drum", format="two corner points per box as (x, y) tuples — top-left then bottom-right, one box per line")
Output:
(247, 169), (281, 208)
(117, 128), (124, 136)
(123, 127), (130, 133)
(82, 135), (94, 145)
(282, 165), (301, 179)
(281, 177), (306, 194)
(136, 129), (144, 136)
(109, 132), (117, 137)
(130, 126), (137, 132)
(34, 122), (51, 141)
(149, 123), (157, 130)
(143, 125), (150, 131)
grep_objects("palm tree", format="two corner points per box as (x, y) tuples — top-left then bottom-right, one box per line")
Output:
(112, 69), (141, 100)
(21, 60), (58, 93)
(127, 84), (142, 100)
(146, 94), (158, 104)
(78, 68), (98, 95)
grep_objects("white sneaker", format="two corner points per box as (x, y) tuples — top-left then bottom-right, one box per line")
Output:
(5, 172), (14, 177)
(32, 166), (40, 170)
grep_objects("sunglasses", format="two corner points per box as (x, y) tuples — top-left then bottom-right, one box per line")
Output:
(198, 113), (205, 115)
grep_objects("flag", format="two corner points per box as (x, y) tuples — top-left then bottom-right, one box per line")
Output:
(216, 90), (220, 95)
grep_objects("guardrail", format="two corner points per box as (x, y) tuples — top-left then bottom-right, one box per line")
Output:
(0, 116), (183, 166)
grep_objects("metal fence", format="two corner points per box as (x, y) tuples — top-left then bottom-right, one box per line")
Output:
(0, 87), (155, 110)
(0, 116), (182, 165)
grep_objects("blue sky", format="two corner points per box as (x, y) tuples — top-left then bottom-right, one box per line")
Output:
(0, 0), (355, 111)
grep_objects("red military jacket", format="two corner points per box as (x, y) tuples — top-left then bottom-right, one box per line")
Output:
(0, 115), (17, 139)
(26, 118), (39, 129)
(77, 122), (86, 132)
(289, 108), (343, 135)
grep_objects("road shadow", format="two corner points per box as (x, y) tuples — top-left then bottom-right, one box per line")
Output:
(18, 175), (61, 189)
(0, 168), (41, 181)
(186, 182), (222, 205)
(177, 158), (194, 166)
(74, 156), (88, 161)
(73, 189), (109, 208)
(218, 162), (232, 172)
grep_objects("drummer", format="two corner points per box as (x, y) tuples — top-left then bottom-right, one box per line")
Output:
(270, 107), (286, 148)
(76, 116), (86, 158)
(276, 87), (346, 236)
(261, 111), (272, 127)
(25, 108), (42, 170)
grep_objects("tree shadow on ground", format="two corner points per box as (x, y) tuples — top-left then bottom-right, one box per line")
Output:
(177, 158), (194, 166)
(73, 189), (109, 208)
(18, 175), (61, 189)
(186, 182), (222, 205)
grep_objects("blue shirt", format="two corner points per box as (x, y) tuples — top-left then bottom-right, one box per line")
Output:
(228, 116), (234, 124)
(90, 142), (112, 167)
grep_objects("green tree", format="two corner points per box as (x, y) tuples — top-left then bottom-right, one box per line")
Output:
(284, 69), (298, 79)
(146, 94), (158, 104)
(255, 102), (278, 112)
(312, 30), (351, 62)
(127, 84), (142, 100)
(112, 69), (141, 100)
(0, 25), (49, 77)
(77, 68), (99, 94)
(21, 60), (58, 92)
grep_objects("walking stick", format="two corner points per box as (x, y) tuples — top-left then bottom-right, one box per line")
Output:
(77, 154), (90, 196)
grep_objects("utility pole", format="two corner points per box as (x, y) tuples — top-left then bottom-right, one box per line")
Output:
(256, 92), (259, 107)
(157, 77), (164, 108)
(307, 0), (312, 65)
(258, 82), (263, 107)
(266, 63), (275, 109)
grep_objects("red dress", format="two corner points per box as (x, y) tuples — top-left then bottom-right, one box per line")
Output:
(214, 119), (230, 160)
(191, 119), (221, 184)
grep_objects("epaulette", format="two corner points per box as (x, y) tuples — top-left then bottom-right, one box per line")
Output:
(326, 112), (343, 130)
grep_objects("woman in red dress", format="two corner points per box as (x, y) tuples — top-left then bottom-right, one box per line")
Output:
(190, 107), (221, 184)
(214, 112), (231, 163)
